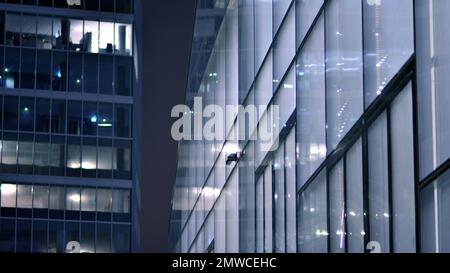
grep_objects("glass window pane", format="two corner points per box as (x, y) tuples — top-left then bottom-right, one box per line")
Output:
(36, 98), (50, 133)
(17, 220), (32, 253)
(50, 136), (65, 176)
(115, 23), (132, 55)
(0, 12), (5, 45)
(0, 219), (15, 252)
(20, 97), (35, 132)
(329, 161), (345, 253)
(368, 111), (390, 253)
(84, 20), (99, 53)
(66, 187), (81, 211)
(37, 16), (52, 49)
(274, 144), (285, 253)
(113, 225), (130, 253)
(21, 48), (36, 89)
(51, 99), (66, 134)
(33, 220), (48, 253)
(21, 14), (36, 47)
(112, 189), (130, 213)
(2, 137), (18, 172)
(115, 104), (131, 137)
(33, 185), (49, 209)
(83, 102), (97, 135)
(81, 223), (95, 253)
(100, 0), (115, 12)
(99, 21), (114, 53)
(67, 137), (81, 176)
(97, 188), (112, 212)
(1, 183), (16, 208)
(49, 186), (65, 210)
(98, 103), (113, 136)
(65, 222), (80, 252)
(5, 47), (20, 89)
(391, 83), (416, 252)
(273, 7), (295, 88)
(84, 53), (98, 93)
(5, 13), (21, 46)
(3, 96), (18, 130)
(297, 16), (326, 188)
(363, 0), (414, 106)
(113, 140), (131, 179)
(18, 135), (33, 174)
(82, 140), (97, 176)
(285, 129), (297, 253)
(346, 138), (365, 253)
(298, 170), (327, 253)
(81, 188), (96, 212)
(68, 101), (81, 135)
(53, 18), (69, 50)
(238, 0), (254, 99)
(69, 19), (83, 51)
(296, 0), (323, 47)
(34, 135), (50, 175)
(116, 0), (131, 13)
(325, 0), (363, 150)
(115, 56), (132, 96)
(68, 53), (82, 92)
(99, 55), (113, 94)
(98, 140), (113, 178)
(52, 51), (67, 91)
(96, 223), (111, 253)
(48, 221), (64, 253)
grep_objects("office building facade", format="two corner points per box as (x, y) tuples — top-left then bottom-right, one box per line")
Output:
(170, 0), (450, 253)
(0, 0), (140, 253)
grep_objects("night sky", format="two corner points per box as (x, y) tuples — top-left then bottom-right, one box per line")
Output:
(140, 0), (197, 252)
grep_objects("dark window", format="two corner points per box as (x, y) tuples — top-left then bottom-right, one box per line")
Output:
(5, 13), (21, 46)
(0, 46), (4, 87)
(113, 225), (130, 253)
(65, 222), (80, 246)
(81, 223), (96, 253)
(33, 220), (48, 253)
(52, 51), (67, 91)
(53, 18), (70, 50)
(83, 101), (97, 135)
(51, 99), (66, 134)
(98, 103), (113, 136)
(68, 101), (81, 135)
(5, 47), (20, 89)
(20, 97), (34, 132)
(116, 0), (132, 13)
(100, 0), (115, 12)
(115, 104), (131, 137)
(21, 49), (36, 89)
(115, 56), (132, 96)
(4, 96), (18, 131)
(37, 50), (52, 90)
(85, 0), (99, 11)
(84, 53), (98, 93)
(97, 223), (111, 253)
(36, 98), (51, 133)
(0, 219), (15, 253)
(48, 221), (65, 253)
(0, 96), (3, 130)
(21, 14), (36, 47)
(37, 16), (52, 49)
(16, 220), (32, 253)
(99, 55), (113, 94)
(114, 139), (131, 180)
(68, 53), (82, 92)
(38, 0), (52, 7)
(0, 12), (5, 45)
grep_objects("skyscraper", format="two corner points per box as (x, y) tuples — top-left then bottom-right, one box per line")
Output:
(0, 0), (140, 253)
(170, 0), (450, 253)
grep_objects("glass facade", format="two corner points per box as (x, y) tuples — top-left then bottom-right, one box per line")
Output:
(169, 0), (450, 253)
(0, 0), (136, 253)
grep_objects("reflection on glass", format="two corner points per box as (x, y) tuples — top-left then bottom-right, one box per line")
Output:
(1, 183), (17, 208)
(66, 187), (81, 211)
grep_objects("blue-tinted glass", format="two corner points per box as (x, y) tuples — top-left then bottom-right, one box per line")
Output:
(37, 50), (52, 90)
(115, 56), (132, 96)
(48, 221), (64, 253)
(21, 49), (36, 89)
(81, 223), (95, 253)
(68, 53), (82, 92)
(18, 133), (33, 174)
(36, 99), (50, 133)
(21, 14), (36, 47)
(33, 220), (48, 253)
(67, 137), (81, 177)
(99, 55), (113, 94)
(98, 103), (113, 136)
(1, 133), (18, 174)
(83, 102), (97, 136)
(16, 220), (32, 253)
(50, 136), (65, 176)
(37, 16), (52, 50)
(97, 223), (111, 253)
(20, 97), (35, 132)
(4, 96), (18, 131)
(5, 47), (20, 89)
(113, 225), (130, 253)
(51, 99), (66, 134)
(68, 101), (81, 135)
(0, 219), (15, 253)
(65, 222), (80, 252)
(82, 138), (97, 178)
(84, 53), (98, 93)
(0, 96), (3, 130)
(52, 51), (67, 91)
(98, 139), (113, 179)
(115, 104), (131, 137)
(114, 139), (131, 180)
(5, 13), (21, 46)
(0, 12), (5, 45)
(0, 46), (4, 87)
(34, 135), (50, 175)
